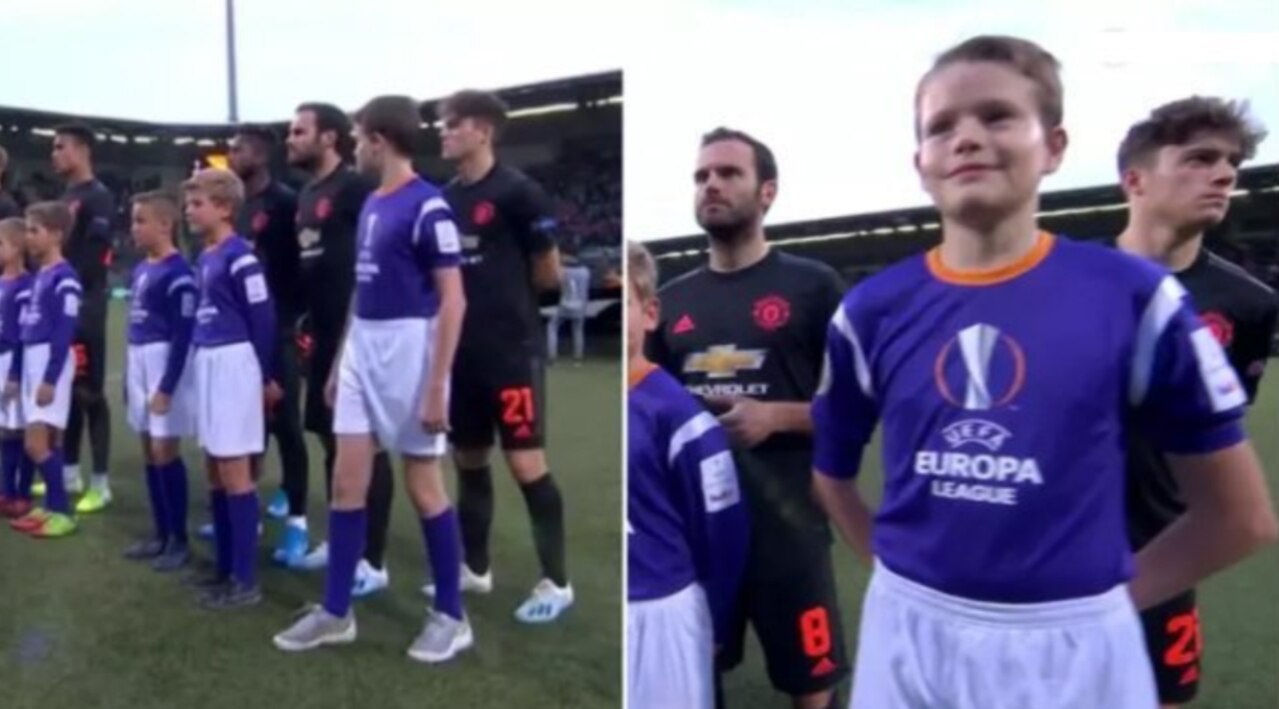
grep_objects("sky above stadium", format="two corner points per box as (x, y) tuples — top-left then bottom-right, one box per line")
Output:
(626, 0), (1279, 239)
(1, 0), (1276, 240)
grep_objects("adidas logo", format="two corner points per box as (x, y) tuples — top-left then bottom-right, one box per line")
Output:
(811, 656), (836, 677)
(1179, 665), (1200, 686)
(672, 314), (695, 335)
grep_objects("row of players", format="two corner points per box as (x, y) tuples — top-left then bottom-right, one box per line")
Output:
(628, 35), (1278, 709)
(0, 92), (577, 662)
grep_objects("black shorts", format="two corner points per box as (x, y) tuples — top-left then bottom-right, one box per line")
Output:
(304, 332), (339, 435)
(266, 333), (303, 437)
(72, 290), (109, 397)
(720, 533), (849, 696)
(449, 351), (546, 451)
(1140, 589), (1201, 704)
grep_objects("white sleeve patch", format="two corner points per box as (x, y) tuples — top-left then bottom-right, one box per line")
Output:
(180, 292), (196, 318)
(700, 450), (740, 514)
(244, 273), (269, 304)
(1190, 327), (1246, 412)
(63, 292), (80, 317)
(434, 219), (461, 254)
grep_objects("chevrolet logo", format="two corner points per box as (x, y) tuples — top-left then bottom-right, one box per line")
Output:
(683, 345), (767, 380)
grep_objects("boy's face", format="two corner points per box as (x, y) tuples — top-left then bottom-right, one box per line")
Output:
(131, 203), (170, 250)
(353, 125), (383, 177)
(0, 235), (19, 266)
(915, 61), (1066, 226)
(1124, 132), (1240, 233)
(626, 280), (658, 364)
(184, 191), (227, 235)
(25, 221), (55, 258)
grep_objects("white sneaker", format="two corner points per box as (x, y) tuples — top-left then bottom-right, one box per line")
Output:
(514, 579), (574, 624)
(352, 559), (389, 598)
(406, 610), (473, 664)
(421, 564), (493, 597)
(64, 466), (83, 495)
(292, 541), (330, 571)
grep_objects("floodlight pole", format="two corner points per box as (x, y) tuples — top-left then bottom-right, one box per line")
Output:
(226, 0), (240, 123)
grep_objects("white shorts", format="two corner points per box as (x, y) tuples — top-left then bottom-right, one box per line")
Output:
(850, 561), (1158, 709)
(333, 317), (446, 457)
(126, 342), (195, 439)
(21, 343), (74, 428)
(0, 350), (23, 430)
(193, 342), (264, 458)
(626, 583), (715, 709)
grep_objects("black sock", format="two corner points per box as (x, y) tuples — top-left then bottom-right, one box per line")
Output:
(273, 410), (309, 518)
(458, 466), (494, 574)
(87, 395), (111, 474)
(319, 433), (336, 504)
(64, 397), (84, 468)
(363, 452), (393, 569)
(519, 473), (567, 586)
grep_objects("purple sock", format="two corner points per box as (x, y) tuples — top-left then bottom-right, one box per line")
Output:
(422, 508), (463, 620)
(17, 452), (35, 500)
(144, 464), (169, 542)
(164, 459), (189, 544)
(323, 508), (367, 618)
(211, 490), (232, 577)
(41, 449), (68, 514)
(1, 438), (20, 497)
(227, 490), (259, 587)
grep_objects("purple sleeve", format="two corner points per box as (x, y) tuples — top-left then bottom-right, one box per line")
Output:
(1133, 277), (1246, 454)
(44, 279), (81, 386)
(158, 276), (197, 395)
(674, 413), (749, 646)
(812, 299), (879, 478)
(413, 198), (463, 272)
(232, 253), (277, 383)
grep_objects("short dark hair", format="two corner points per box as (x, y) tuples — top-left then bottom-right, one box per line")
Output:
(438, 89), (509, 139)
(296, 102), (354, 158)
(355, 95), (420, 157)
(1117, 96), (1268, 172)
(54, 122), (97, 150)
(132, 190), (181, 227)
(26, 201), (74, 236)
(700, 127), (778, 184)
(235, 124), (277, 153)
(918, 35), (1063, 132)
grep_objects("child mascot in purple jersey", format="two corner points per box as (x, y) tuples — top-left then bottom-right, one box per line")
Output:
(812, 35), (1278, 709)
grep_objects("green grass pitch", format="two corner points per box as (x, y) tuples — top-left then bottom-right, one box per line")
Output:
(0, 304), (621, 709)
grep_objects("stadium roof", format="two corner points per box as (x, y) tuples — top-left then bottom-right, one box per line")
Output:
(0, 70), (621, 144)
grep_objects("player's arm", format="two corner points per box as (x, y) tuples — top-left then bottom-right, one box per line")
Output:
(1127, 280), (1278, 611)
(85, 188), (115, 249)
(415, 199), (466, 429)
(675, 412), (749, 647)
(231, 252), (277, 384)
(513, 181), (562, 292)
(812, 299), (879, 565)
(157, 275), (197, 396)
(44, 278), (82, 385)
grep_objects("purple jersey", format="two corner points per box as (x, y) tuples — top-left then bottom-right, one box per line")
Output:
(0, 272), (33, 354)
(19, 260), (82, 385)
(813, 233), (1246, 604)
(129, 252), (198, 395)
(193, 236), (276, 382)
(353, 177), (462, 321)
(628, 364), (750, 644)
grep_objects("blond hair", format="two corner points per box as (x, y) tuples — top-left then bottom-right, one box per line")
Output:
(182, 168), (245, 214)
(132, 190), (181, 228)
(627, 240), (658, 301)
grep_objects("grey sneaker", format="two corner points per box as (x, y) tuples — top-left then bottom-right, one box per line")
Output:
(124, 538), (166, 560)
(406, 610), (473, 664)
(151, 542), (191, 573)
(273, 604), (357, 652)
(198, 581), (262, 611)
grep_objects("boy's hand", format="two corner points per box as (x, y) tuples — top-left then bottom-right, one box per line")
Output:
(2, 380), (18, 403)
(150, 392), (171, 415)
(36, 383), (54, 406)
(419, 382), (449, 434)
(264, 380), (284, 411)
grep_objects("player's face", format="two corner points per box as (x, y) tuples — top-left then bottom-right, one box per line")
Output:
(915, 62), (1067, 227)
(50, 136), (81, 176)
(694, 140), (775, 239)
(626, 282), (659, 363)
(228, 136), (264, 178)
(439, 114), (487, 161)
(131, 203), (167, 250)
(352, 125), (382, 176)
(287, 111), (324, 169)
(1129, 132), (1241, 231)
